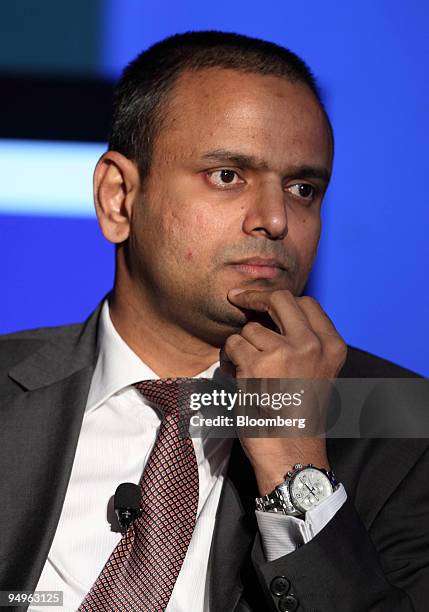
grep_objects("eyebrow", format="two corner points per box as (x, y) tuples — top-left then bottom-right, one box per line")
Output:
(200, 148), (331, 183)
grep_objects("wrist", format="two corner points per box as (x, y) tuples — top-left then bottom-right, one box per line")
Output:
(254, 469), (288, 497)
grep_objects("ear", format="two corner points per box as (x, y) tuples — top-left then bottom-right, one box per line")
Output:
(93, 151), (141, 244)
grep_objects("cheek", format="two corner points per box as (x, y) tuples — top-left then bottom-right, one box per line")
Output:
(159, 208), (222, 266)
(289, 214), (321, 267)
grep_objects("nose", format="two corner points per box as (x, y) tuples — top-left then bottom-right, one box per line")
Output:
(242, 182), (288, 240)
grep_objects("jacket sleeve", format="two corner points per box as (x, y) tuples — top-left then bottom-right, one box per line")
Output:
(255, 485), (347, 560)
(250, 447), (429, 612)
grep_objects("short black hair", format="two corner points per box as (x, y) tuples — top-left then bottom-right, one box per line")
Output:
(109, 30), (333, 182)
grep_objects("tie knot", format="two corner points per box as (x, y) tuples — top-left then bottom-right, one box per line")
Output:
(133, 378), (192, 416)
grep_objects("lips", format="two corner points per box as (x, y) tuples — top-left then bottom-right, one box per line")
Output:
(229, 257), (286, 279)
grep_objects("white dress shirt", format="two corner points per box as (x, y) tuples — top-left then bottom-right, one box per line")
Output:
(32, 299), (346, 611)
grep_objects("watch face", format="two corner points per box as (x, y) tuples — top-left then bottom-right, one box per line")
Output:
(290, 468), (333, 513)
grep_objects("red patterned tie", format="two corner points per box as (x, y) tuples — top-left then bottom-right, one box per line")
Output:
(79, 378), (199, 611)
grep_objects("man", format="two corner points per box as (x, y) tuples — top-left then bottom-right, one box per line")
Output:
(0, 31), (428, 612)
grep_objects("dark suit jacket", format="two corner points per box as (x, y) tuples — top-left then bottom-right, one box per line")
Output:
(0, 299), (428, 611)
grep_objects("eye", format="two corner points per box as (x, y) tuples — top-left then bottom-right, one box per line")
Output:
(206, 169), (244, 188)
(287, 183), (316, 201)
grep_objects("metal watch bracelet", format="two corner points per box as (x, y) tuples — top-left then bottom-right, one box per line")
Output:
(255, 463), (339, 517)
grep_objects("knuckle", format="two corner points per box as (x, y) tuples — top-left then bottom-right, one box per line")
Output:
(225, 333), (241, 349)
(301, 335), (323, 354)
(274, 343), (291, 360)
(329, 337), (348, 359)
(243, 321), (262, 333)
(300, 295), (319, 308)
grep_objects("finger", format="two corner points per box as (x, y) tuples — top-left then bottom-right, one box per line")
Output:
(228, 288), (276, 312)
(220, 333), (258, 368)
(296, 296), (340, 338)
(240, 321), (282, 351)
(297, 297), (347, 368)
(228, 288), (310, 338)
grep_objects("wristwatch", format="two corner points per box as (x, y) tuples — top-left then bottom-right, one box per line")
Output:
(255, 463), (339, 517)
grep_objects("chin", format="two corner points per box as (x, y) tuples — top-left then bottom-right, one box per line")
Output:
(204, 324), (243, 348)
(211, 315), (247, 342)
(189, 305), (246, 347)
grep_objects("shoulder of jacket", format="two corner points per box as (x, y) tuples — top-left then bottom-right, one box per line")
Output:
(0, 322), (84, 373)
(0, 322), (83, 342)
(341, 345), (422, 378)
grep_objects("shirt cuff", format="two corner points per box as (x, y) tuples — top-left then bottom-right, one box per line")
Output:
(255, 483), (347, 562)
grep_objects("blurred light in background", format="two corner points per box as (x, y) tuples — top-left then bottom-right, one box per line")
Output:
(0, 140), (104, 217)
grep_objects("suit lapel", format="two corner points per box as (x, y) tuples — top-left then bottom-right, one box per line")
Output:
(208, 441), (258, 612)
(0, 367), (93, 590)
(0, 301), (103, 591)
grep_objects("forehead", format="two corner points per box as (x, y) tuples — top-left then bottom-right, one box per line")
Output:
(154, 67), (332, 171)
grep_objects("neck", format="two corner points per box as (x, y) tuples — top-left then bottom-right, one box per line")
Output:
(108, 288), (220, 378)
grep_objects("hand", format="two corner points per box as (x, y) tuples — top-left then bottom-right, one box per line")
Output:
(220, 288), (347, 495)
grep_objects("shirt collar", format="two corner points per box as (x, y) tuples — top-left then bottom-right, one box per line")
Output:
(85, 299), (221, 414)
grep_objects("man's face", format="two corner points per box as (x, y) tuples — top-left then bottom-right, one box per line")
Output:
(126, 68), (333, 345)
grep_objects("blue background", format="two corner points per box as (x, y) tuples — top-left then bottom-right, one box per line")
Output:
(1, 1), (427, 375)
